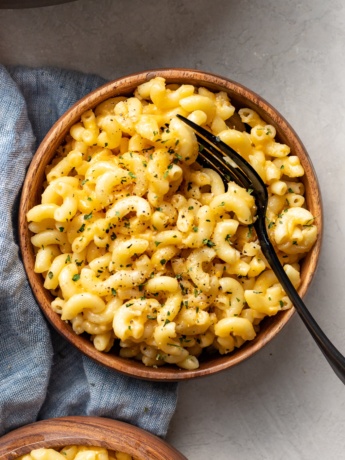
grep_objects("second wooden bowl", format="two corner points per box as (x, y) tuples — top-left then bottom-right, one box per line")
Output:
(0, 416), (186, 459)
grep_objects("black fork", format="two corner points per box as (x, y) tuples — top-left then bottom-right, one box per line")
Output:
(177, 114), (345, 384)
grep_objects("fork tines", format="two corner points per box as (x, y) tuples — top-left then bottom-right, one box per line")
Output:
(176, 114), (266, 199)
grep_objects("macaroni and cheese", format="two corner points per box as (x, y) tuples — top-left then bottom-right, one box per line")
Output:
(27, 77), (317, 370)
(16, 446), (136, 460)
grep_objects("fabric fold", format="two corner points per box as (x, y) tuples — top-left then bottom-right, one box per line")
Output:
(0, 65), (178, 438)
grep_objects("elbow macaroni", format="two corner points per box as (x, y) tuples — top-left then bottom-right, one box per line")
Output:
(16, 446), (137, 460)
(27, 77), (318, 370)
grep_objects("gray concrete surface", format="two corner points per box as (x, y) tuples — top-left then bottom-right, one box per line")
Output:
(1, 0), (345, 458)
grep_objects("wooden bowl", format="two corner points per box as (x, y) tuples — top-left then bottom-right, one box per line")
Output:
(0, 416), (186, 459)
(19, 69), (323, 381)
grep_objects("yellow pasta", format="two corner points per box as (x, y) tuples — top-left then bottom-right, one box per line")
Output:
(15, 446), (137, 460)
(27, 77), (318, 369)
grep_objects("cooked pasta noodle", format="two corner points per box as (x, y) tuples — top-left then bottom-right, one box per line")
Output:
(16, 445), (137, 460)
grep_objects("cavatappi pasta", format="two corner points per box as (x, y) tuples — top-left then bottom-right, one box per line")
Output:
(16, 446), (137, 460)
(27, 77), (318, 370)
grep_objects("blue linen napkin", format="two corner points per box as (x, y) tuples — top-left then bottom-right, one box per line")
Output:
(0, 65), (178, 437)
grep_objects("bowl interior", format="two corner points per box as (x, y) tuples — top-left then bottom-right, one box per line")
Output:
(0, 416), (186, 460)
(19, 69), (323, 381)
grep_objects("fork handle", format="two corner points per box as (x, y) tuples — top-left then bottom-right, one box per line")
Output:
(255, 217), (345, 384)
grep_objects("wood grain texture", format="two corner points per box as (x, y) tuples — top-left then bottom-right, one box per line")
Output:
(0, 416), (187, 459)
(18, 68), (323, 381)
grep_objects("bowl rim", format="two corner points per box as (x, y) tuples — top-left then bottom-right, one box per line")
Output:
(18, 68), (323, 381)
(0, 416), (187, 460)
